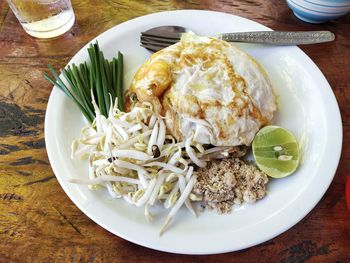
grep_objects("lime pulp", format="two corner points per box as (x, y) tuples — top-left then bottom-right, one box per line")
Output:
(252, 125), (300, 178)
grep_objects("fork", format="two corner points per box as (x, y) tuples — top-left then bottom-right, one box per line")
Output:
(140, 29), (335, 52)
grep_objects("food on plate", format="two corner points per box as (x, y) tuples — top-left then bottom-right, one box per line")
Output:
(252, 125), (299, 178)
(44, 42), (125, 123)
(193, 158), (268, 213)
(128, 34), (277, 146)
(69, 102), (203, 235)
(46, 33), (300, 235)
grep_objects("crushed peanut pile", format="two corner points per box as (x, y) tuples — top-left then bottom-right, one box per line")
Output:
(193, 158), (268, 213)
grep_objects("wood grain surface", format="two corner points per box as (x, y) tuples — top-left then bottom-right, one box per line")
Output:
(0, 0), (349, 262)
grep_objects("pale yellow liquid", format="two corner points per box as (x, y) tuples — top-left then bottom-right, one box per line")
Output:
(7, 0), (75, 38)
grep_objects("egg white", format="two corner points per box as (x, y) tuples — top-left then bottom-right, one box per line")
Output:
(129, 34), (276, 146)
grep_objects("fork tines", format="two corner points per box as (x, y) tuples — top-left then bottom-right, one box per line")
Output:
(141, 32), (181, 40)
(140, 32), (181, 52)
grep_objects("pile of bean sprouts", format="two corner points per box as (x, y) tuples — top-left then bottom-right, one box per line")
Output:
(70, 97), (231, 234)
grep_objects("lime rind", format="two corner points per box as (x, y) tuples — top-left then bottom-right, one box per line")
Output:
(255, 163), (296, 178)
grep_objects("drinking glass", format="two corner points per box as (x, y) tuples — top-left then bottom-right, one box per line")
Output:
(6, 0), (75, 38)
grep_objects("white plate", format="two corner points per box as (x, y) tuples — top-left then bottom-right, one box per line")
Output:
(45, 10), (342, 254)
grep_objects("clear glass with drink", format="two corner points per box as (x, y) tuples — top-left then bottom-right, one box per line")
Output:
(6, 0), (75, 38)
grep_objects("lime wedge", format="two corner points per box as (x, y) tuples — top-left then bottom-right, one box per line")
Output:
(252, 125), (299, 178)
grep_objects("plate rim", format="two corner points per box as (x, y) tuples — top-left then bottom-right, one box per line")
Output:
(44, 9), (343, 254)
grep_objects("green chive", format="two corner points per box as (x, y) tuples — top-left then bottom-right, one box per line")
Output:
(93, 43), (107, 116)
(43, 42), (125, 124)
(116, 51), (124, 111)
(98, 50), (110, 114)
(44, 68), (93, 123)
(112, 58), (118, 103)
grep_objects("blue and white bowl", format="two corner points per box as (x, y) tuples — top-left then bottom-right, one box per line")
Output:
(286, 0), (350, 23)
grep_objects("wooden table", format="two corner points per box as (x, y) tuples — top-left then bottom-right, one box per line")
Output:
(0, 0), (349, 262)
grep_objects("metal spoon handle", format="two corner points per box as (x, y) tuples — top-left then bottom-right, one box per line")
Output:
(217, 31), (335, 45)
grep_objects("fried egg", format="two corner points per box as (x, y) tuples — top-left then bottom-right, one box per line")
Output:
(128, 34), (277, 146)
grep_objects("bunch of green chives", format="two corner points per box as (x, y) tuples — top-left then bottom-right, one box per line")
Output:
(44, 42), (124, 123)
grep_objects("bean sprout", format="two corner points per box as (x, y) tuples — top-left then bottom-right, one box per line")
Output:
(147, 120), (159, 155)
(157, 117), (166, 150)
(160, 175), (197, 235)
(70, 102), (208, 235)
(185, 135), (207, 168)
(69, 175), (141, 185)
